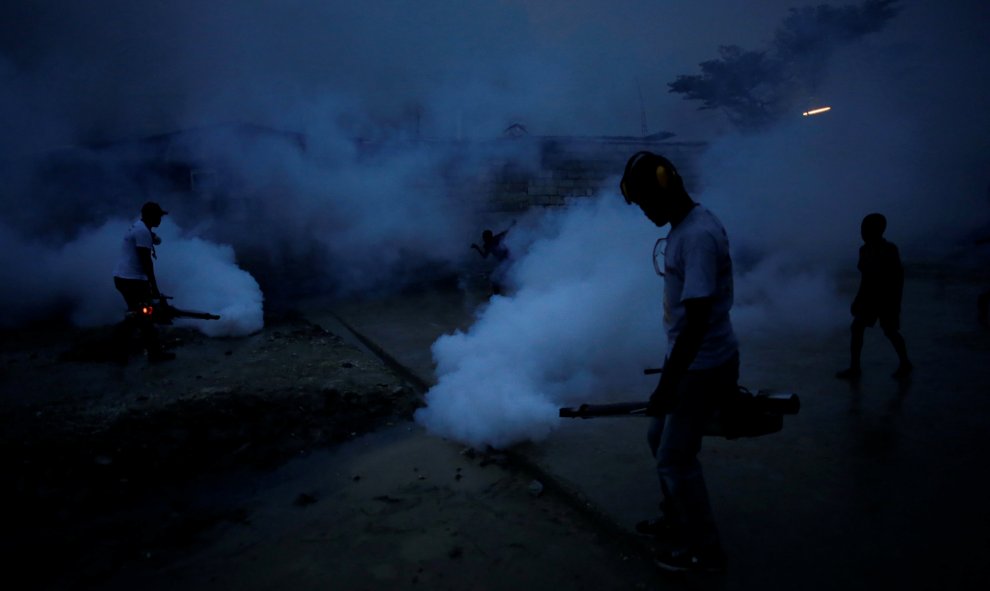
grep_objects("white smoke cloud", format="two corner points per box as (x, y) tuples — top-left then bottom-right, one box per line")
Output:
(414, 187), (851, 449)
(0, 218), (263, 337)
(145, 119), (482, 298)
(415, 1), (990, 449)
(1, 0), (988, 444)
(152, 220), (265, 337)
(416, 195), (663, 449)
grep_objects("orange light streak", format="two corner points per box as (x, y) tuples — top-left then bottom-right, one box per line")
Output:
(802, 106), (832, 117)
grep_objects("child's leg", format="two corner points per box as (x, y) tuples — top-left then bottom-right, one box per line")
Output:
(881, 316), (912, 376)
(837, 318), (867, 379)
(850, 319), (866, 370)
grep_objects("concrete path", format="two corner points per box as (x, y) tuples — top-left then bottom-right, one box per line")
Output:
(320, 266), (990, 590)
(99, 423), (667, 591)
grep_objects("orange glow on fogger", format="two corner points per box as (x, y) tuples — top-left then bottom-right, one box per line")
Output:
(141, 305), (154, 316)
(802, 106), (832, 116)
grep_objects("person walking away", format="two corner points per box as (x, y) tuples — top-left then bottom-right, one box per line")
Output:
(836, 212), (912, 380)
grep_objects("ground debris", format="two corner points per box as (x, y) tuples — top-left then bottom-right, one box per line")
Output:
(293, 493), (318, 507)
(373, 495), (404, 504)
(479, 451), (508, 467)
(0, 315), (421, 589)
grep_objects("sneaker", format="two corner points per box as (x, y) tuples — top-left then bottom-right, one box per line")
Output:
(654, 545), (727, 573)
(835, 367), (862, 380)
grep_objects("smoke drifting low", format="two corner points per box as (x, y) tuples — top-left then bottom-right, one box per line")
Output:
(0, 1), (987, 446)
(416, 197), (662, 448)
(0, 71), (485, 332)
(0, 218), (263, 337)
(415, 0), (990, 449)
(158, 126), (481, 298)
(415, 188), (851, 449)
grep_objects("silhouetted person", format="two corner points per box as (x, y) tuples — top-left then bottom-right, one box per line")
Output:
(837, 213), (912, 380)
(112, 201), (174, 363)
(471, 226), (511, 295)
(621, 151), (736, 573)
(471, 228), (510, 261)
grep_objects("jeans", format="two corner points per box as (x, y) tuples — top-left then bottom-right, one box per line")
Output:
(647, 353), (739, 550)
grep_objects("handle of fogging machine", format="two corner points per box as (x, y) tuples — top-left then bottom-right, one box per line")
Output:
(558, 402), (648, 418)
(558, 391), (800, 439)
(558, 392), (800, 419)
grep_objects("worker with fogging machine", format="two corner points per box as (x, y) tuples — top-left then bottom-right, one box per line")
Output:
(622, 151), (738, 572)
(558, 152), (800, 571)
(112, 201), (174, 363)
(112, 201), (219, 363)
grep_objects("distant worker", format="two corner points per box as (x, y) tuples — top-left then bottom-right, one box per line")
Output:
(471, 225), (512, 295)
(112, 201), (174, 363)
(620, 151), (736, 572)
(471, 228), (510, 262)
(836, 213), (912, 380)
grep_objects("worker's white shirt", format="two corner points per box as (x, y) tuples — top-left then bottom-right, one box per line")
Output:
(113, 219), (154, 280)
(662, 205), (738, 369)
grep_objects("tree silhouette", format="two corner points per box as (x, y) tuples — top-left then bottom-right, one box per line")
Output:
(669, 0), (900, 132)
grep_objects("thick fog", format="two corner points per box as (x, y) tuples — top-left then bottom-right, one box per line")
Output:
(417, 0), (990, 448)
(1, 1), (988, 445)
(0, 217), (263, 336)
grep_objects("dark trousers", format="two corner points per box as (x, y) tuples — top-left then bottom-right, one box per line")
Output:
(113, 277), (161, 356)
(849, 315), (909, 369)
(647, 354), (739, 551)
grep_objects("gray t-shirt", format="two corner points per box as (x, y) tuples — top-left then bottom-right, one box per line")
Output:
(662, 205), (738, 370)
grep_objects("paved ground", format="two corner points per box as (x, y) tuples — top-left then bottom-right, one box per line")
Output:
(98, 424), (665, 591)
(321, 264), (990, 591)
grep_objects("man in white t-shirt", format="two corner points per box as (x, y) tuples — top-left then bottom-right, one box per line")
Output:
(620, 151), (738, 572)
(112, 201), (174, 362)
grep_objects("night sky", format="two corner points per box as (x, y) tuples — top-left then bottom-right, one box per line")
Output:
(5, 0), (974, 144)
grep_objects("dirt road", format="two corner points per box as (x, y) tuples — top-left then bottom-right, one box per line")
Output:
(0, 312), (675, 590)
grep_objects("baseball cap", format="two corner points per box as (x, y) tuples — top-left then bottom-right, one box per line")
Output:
(141, 201), (168, 217)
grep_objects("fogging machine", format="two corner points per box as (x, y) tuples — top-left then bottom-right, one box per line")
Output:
(559, 383), (799, 439)
(135, 295), (221, 325)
